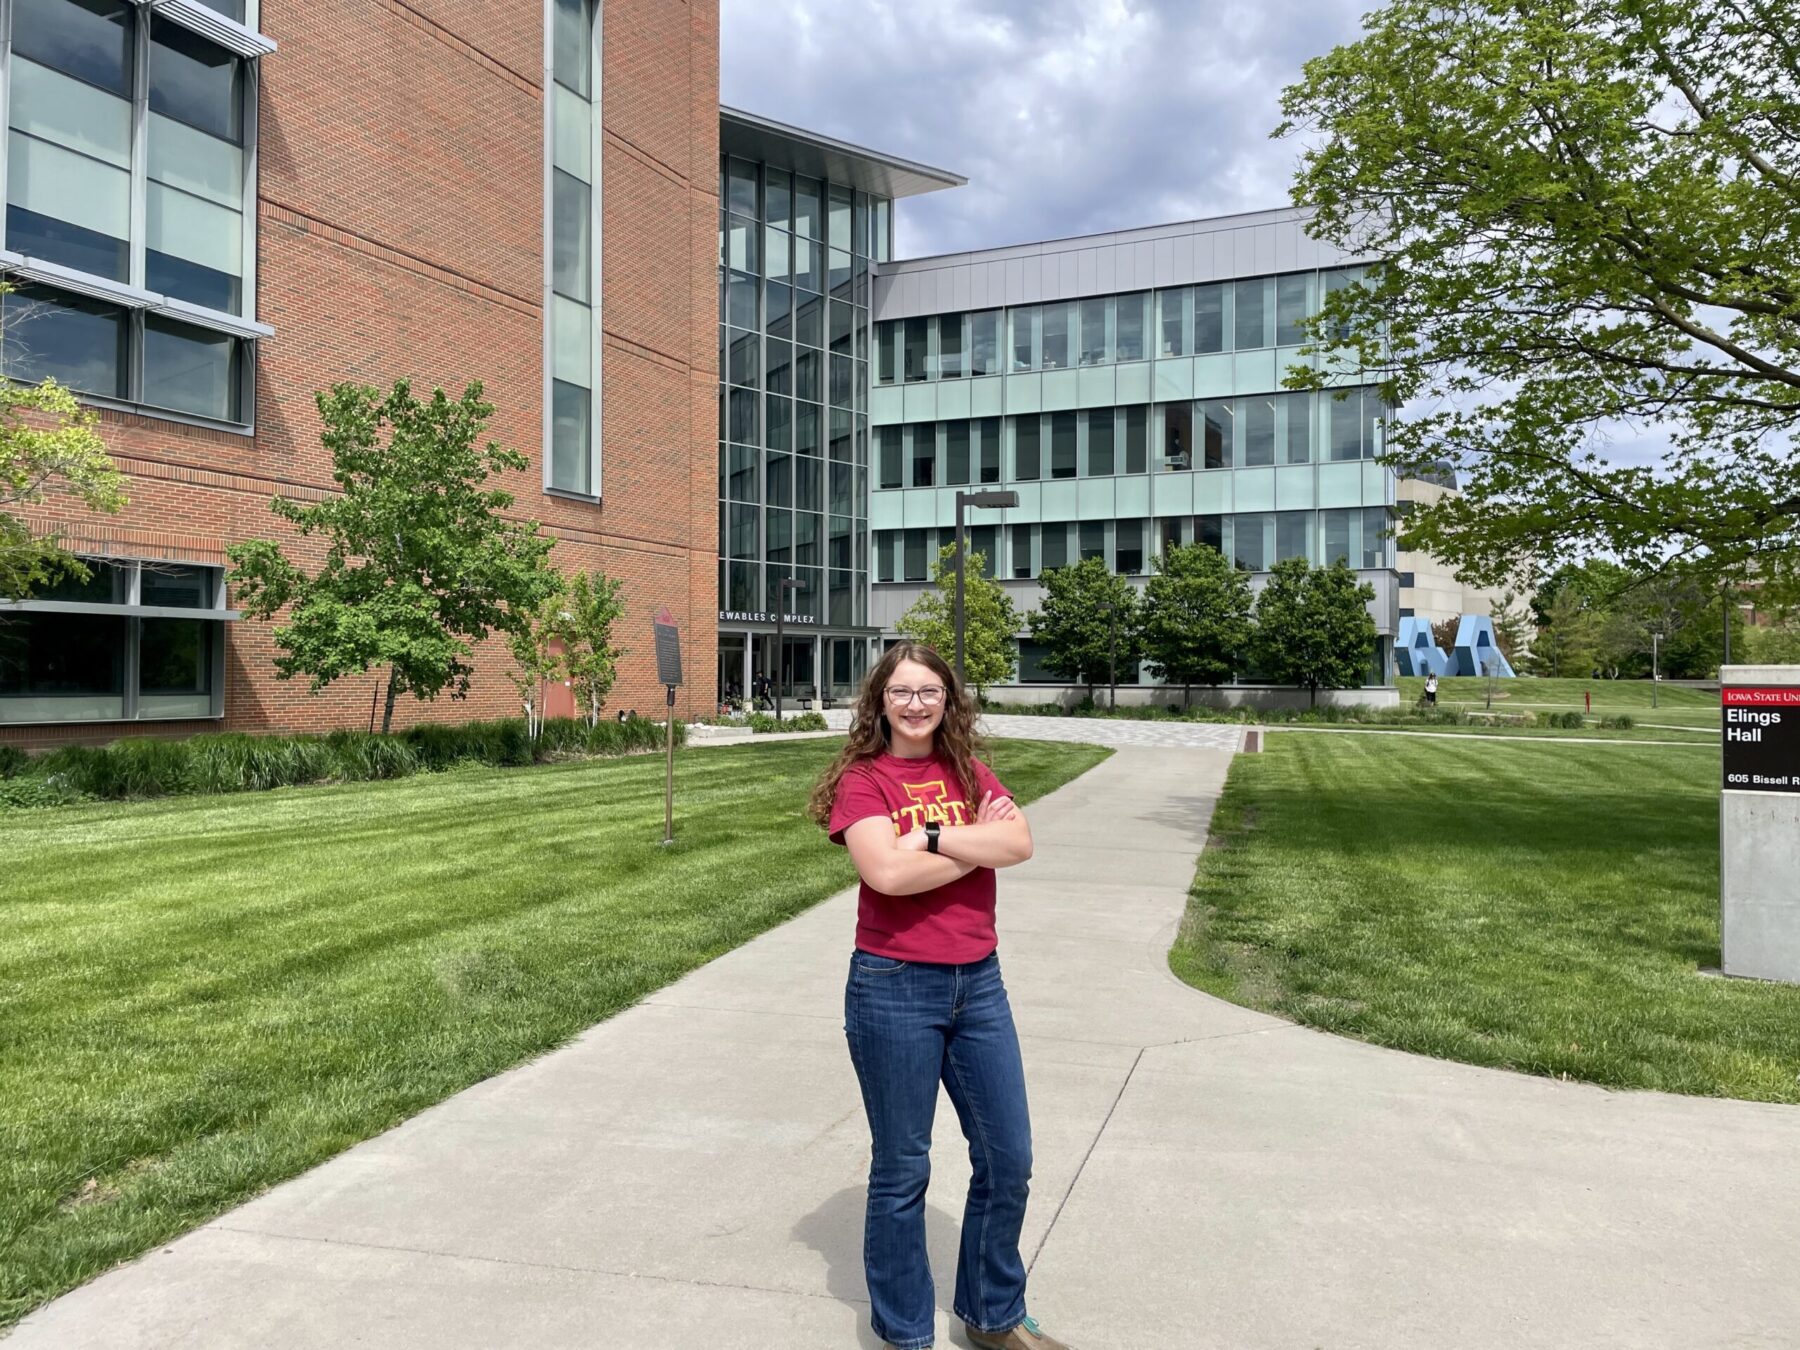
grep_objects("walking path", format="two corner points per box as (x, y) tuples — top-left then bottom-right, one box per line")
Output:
(12, 745), (1799, 1348)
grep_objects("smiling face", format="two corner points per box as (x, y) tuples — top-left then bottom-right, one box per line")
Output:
(883, 657), (948, 757)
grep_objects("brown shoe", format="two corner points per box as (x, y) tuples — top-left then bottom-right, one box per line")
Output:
(964, 1315), (1072, 1350)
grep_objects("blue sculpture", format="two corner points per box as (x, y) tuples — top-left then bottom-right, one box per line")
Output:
(1451, 614), (1516, 678)
(1396, 616), (1451, 677)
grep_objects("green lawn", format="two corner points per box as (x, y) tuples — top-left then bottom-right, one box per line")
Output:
(1398, 674), (1719, 710)
(0, 736), (1108, 1328)
(1171, 735), (1800, 1104)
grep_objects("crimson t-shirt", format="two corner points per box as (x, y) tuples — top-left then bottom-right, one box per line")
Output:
(827, 751), (1013, 964)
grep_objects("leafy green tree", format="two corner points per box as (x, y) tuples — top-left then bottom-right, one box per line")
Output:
(897, 543), (1019, 699)
(229, 380), (560, 733)
(1, 286), (125, 599)
(1140, 542), (1253, 705)
(1489, 590), (1532, 668)
(1280, 0), (1800, 592)
(553, 570), (627, 727)
(507, 583), (566, 741)
(1528, 589), (1601, 678)
(1251, 557), (1378, 706)
(1747, 624), (1800, 666)
(1025, 556), (1142, 701)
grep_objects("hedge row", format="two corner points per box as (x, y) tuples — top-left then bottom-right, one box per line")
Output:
(0, 715), (681, 808)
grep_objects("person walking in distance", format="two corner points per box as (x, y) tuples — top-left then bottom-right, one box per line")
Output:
(808, 641), (1073, 1350)
(1425, 669), (1439, 708)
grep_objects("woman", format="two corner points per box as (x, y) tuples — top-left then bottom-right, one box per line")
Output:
(808, 642), (1072, 1350)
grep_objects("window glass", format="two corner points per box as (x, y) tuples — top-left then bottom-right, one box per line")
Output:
(1281, 391), (1312, 464)
(1040, 523), (1069, 572)
(1079, 521), (1105, 563)
(828, 247), (852, 297)
(15, 0), (134, 95)
(762, 509), (791, 565)
(0, 611), (127, 720)
(791, 235), (822, 293)
(763, 167), (791, 228)
(551, 380), (591, 493)
(1010, 524), (1033, 579)
(1276, 512), (1311, 563)
(1115, 293), (1147, 362)
(795, 401), (820, 457)
(794, 293), (822, 347)
(873, 198), (891, 262)
(1194, 283), (1224, 354)
(726, 443), (758, 502)
(852, 190), (868, 257)
(1013, 416), (1040, 481)
(793, 348), (819, 402)
(903, 317), (930, 382)
(1330, 390), (1363, 460)
(765, 394), (791, 452)
(765, 337), (792, 397)
(977, 417), (1002, 484)
(726, 328), (758, 386)
(1041, 303), (1070, 370)
(1362, 507), (1390, 568)
(970, 311), (1000, 377)
(1157, 288), (1188, 357)
(150, 18), (243, 143)
(1362, 389), (1386, 460)
(760, 226), (790, 287)
(1116, 519), (1144, 575)
(903, 529), (929, 582)
(1162, 402), (1193, 471)
(1086, 409), (1115, 476)
(6, 110), (132, 281)
(1050, 412), (1077, 479)
(1010, 306), (1039, 371)
(1234, 513), (1270, 572)
(969, 525), (997, 579)
(1276, 273), (1311, 346)
(552, 170), (591, 300)
(35, 558), (127, 604)
(764, 281), (792, 342)
(1200, 399), (1231, 469)
(946, 421), (970, 485)
(1079, 298), (1109, 366)
(829, 299), (853, 356)
(793, 175), (822, 239)
(1233, 277), (1270, 351)
(939, 314), (965, 379)
(767, 447), (793, 506)
(0, 283), (128, 396)
(795, 457), (822, 514)
(726, 269), (757, 328)
(827, 183), (852, 252)
(553, 0), (593, 97)
(1241, 395), (1276, 467)
(875, 530), (896, 583)
(876, 321), (897, 384)
(143, 316), (240, 420)
(828, 403), (853, 457)
(727, 386), (758, 444)
(909, 424), (936, 487)
(1322, 509), (1354, 565)
(1123, 406), (1148, 474)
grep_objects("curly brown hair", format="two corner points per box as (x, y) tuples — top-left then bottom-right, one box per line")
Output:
(807, 641), (985, 827)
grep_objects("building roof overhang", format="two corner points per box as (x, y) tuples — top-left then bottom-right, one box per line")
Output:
(720, 107), (965, 201)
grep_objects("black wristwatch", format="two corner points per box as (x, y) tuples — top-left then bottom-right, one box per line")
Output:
(924, 820), (942, 854)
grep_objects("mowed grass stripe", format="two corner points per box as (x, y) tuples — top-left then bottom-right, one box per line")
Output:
(1171, 734), (1800, 1104)
(0, 737), (1110, 1327)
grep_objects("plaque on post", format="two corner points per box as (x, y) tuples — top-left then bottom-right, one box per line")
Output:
(1720, 666), (1800, 983)
(653, 607), (682, 845)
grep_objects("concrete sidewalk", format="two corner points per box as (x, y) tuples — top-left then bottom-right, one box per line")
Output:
(12, 747), (1800, 1348)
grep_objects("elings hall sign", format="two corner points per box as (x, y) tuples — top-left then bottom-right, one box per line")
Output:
(1723, 687), (1800, 794)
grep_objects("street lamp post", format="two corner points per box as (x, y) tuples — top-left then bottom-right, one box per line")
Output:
(1096, 598), (1118, 710)
(775, 576), (800, 723)
(1652, 630), (1662, 709)
(953, 489), (1021, 686)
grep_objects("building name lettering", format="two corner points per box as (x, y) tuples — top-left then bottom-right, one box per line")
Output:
(719, 610), (818, 626)
(1726, 708), (1783, 743)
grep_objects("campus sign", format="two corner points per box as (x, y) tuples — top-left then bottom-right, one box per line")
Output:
(718, 609), (818, 626)
(1722, 687), (1800, 794)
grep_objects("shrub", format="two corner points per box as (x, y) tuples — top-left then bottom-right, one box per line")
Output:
(1600, 714), (1635, 730)
(404, 718), (533, 770)
(746, 712), (782, 734)
(324, 730), (422, 780)
(0, 744), (27, 779)
(0, 776), (87, 810)
(1545, 711), (1587, 730)
(184, 733), (337, 794)
(786, 711), (829, 732)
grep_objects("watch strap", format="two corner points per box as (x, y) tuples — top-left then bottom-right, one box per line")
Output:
(925, 821), (941, 853)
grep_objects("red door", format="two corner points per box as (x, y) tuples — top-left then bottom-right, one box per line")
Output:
(544, 639), (576, 720)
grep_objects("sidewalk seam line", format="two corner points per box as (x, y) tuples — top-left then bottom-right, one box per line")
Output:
(1026, 1046), (1144, 1278)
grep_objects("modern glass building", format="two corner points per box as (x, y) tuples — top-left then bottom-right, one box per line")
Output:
(865, 208), (1399, 694)
(715, 109), (961, 706)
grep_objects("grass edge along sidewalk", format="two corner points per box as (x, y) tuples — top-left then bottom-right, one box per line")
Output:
(0, 736), (1111, 1330)
(1170, 734), (1800, 1106)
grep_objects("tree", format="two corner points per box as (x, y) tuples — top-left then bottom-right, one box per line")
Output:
(1024, 556), (1142, 701)
(1429, 616), (1460, 654)
(1139, 542), (1254, 705)
(228, 380), (560, 733)
(1527, 589), (1601, 678)
(507, 583), (566, 742)
(554, 570), (627, 727)
(1, 286), (126, 600)
(1280, 0), (1800, 593)
(1490, 590), (1532, 666)
(896, 544), (1019, 698)
(1251, 558), (1378, 706)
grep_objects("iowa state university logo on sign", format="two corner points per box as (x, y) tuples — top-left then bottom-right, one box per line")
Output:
(1723, 687), (1800, 794)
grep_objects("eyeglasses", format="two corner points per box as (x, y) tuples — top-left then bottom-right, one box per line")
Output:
(885, 685), (947, 707)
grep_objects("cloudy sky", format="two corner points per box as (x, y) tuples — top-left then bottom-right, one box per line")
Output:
(720, 0), (1370, 259)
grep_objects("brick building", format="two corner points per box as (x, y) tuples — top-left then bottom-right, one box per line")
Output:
(1, 0), (722, 743)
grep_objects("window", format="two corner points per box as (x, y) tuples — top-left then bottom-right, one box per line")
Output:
(1157, 287), (1189, 357)
(1116, 519), (1145, 575)
(909, 423), (935, 487)
(793, 175), (822, 240)
(767, 448), (793, 507)
(1361, 507), (1390, 569)
(939, 314), (965, 379)
(0, 284), (128, 397)
(1079, 298), (1109, 366)
(970, 525), (998, 579)
(1050, 412), (1077, 479)
(1010, 306), (1039, 371)
(1241, 395), (1276, 468)
(1322, 509), (1354, 565)
(1160, 516), (1188, 556)
(1115, 293), (1148, 363)
(977, 417), (1002, 483)
(828, 183), (852, 252)
(1276, 512), (1311, 563)
(1399, 571), (1416, 588)
(903, 529), (929, 582)
(550, 0), (599, 492)
(873, 198), (891, 262)
(144, 315), (241, 421)
(1197, 515), (1224, 554)
(1234, 277), (1270, 350)
(945, 420), (970, 485)
(1234, 513), (1271, 572)
(1162, 402), (1193, 471)
(1123, 406), (1148, 474)
(876, 321), (897, 384)
(1086, 409), (1115, 477)
(1079, 521), (1105, 563)
(828, 299), (853, 356)
(1200, 400), (1231, 469)
(876, 530), (897, 582)
(1014, 415), (1040, 481)
(1194, 283), (1224, 354)
(1040, 522), (1069, 572)
(1276, 273), (1311, 346)
(1281, 391), (1312, 464)
(971, 311), (1000, 377)
(1330, 389), (1363, 461)
(1010, 524), (1034, 579)
(904, 317), (930, 382)
(1041, 304), (1070, 371)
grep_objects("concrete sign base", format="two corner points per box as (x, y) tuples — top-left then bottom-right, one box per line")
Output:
(1720, 665), (1800, 984)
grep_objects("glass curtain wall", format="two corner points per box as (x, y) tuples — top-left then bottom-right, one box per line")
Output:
(720, 155), (886, 636)
(0, 0), (262, 423)
(549, 0), (599, 494)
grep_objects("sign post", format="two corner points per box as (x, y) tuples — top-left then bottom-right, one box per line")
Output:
(1720, 666), (1800, 983)
(653, 607), (683, 847)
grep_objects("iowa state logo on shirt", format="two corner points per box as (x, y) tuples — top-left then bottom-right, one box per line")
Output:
(890, 780), (973, 834)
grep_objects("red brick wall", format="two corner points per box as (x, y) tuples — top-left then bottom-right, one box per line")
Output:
(7, 0), (722, 748)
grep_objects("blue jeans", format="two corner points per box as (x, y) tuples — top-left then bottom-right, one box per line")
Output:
(844, 949), (1033, 1350)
